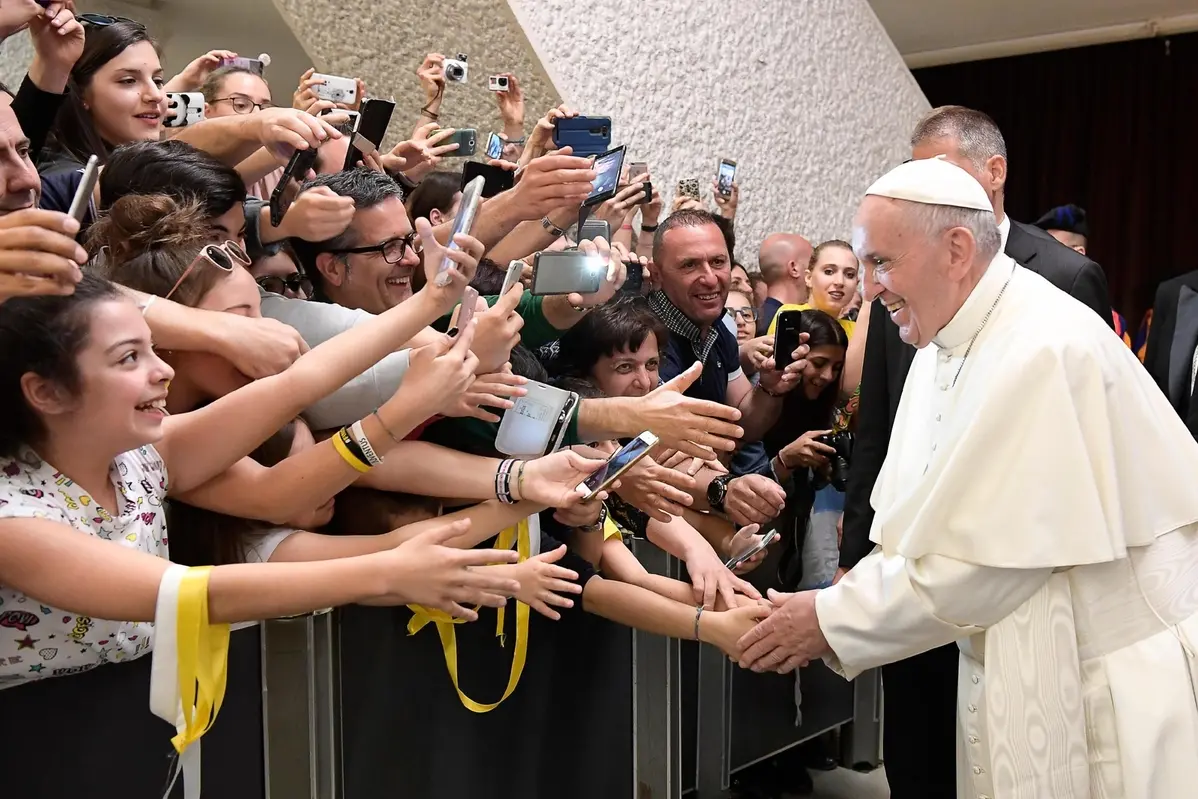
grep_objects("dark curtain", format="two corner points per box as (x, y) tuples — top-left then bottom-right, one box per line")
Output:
(914, 33), (1198, 325)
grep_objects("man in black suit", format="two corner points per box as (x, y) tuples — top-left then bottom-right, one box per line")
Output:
(838, 106), (1113, 799)
(1144, 269), (1198, 440)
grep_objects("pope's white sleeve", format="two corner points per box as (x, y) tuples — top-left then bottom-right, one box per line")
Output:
(814, 551), (1052, 680)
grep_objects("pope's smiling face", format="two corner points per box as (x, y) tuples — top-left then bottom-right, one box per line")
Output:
(853, 196), (960, 349)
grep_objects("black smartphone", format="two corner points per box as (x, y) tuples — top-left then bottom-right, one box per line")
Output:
(585, 145), (626, 207)
(621, 261), (644, 294)
(579, 218), (610, 244)
(774, 309), (802, 371)
(530, 250), (605, 296)
(461, 160), (514, 198)
(270, 146), (320, 227)
(342, 98), (395, 171)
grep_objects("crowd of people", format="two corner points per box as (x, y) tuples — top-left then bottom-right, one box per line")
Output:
(2, 4), (1198, 799)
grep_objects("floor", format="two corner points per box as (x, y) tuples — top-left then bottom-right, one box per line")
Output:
(810, 766), (889, 799)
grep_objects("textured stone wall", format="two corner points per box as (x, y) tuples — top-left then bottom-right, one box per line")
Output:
(508, 0), (930, 256)
(270, 0), (562, 149)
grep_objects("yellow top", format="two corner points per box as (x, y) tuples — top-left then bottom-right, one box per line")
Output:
(602, 511), (623, 541)
(767, 303), (855, 339)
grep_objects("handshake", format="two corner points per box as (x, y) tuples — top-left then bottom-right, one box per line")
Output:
(705, 588), (833, 674)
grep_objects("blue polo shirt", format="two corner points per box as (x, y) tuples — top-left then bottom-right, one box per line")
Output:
(648, 290), (742, 404)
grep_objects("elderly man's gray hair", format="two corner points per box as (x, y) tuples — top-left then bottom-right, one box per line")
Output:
(911, 106), (1007, 170)
(905, 202), (1002, 262)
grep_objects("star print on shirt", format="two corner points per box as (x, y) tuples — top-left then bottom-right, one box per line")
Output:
(15, 634), (38, 650)
(27, 663), (43, 673)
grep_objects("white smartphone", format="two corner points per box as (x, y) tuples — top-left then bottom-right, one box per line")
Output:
(312, 74), (358, 106)
(716, 158), (737, 197)
(576, 432), (660, 500)
(436, 175), (484, 287)
(495, 381), (574, 457)
(499, 259), (524, 297)
(724, 529), (780, 570)
(164, 92), (205, 128)
(68, 155), (100, 225)
(628, 161), (649, 181)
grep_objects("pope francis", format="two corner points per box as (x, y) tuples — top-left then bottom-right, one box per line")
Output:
(736, 157), (1198, 798)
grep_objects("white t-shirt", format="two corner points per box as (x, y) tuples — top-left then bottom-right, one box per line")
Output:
(0, 446), (168, 688)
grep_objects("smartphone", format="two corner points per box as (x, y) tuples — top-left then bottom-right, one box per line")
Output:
(486, 131), (504, 159)
(774, 309), (802, 371)
(677, 178), (701, 199)
(621, 261), (644, 295)
(270, 146), (320, 227)
(716, 158), (737, 197)
(585, 145), (626, 207)
(579, 218), (610, 244)
(435, 175), (484, 287)
(456, 286), (480, 332)
(495, 381), (574, 457)
(438, 128), (477, 157)
(577, 432), (660, 499)
(220, 56), (266, 76)
(342, 98), (394, 170)
(312, 73), (357, 105)
(552, 115), (612, 158)
(530, 250), (605, 296)
(499, 259), (525, 298)
(164, 92), (204, 128)
(638, 180), (653, 206)
(725, 529), (780, 570)
(68, 155), (100, 225)
(461, 160), (514, 199)
(628, 161), (648, 180)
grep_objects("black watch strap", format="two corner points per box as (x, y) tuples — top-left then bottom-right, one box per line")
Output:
(707, 474), (732, 513)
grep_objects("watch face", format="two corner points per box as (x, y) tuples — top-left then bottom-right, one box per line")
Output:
(707, 476), (728, 507)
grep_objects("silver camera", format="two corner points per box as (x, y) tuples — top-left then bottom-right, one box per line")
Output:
(488, 74), (510, 92)
(444, 53), (468, 84)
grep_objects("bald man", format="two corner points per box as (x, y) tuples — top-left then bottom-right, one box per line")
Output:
(756, 233), (813, 334)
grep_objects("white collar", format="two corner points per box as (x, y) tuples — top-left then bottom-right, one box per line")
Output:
(932, 252), (1016, 350)
(998, 214), (1011, 253)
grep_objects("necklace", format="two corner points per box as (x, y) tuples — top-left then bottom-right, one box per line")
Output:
(949, 274), (1012, 389)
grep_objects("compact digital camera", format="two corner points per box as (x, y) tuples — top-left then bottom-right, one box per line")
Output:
(488, 74), (510, 92)
(444, 53), (469, 83)
(812, 432), (854, 492)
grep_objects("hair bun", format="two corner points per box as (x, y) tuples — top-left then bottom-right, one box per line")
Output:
(87, 193), (208, 264)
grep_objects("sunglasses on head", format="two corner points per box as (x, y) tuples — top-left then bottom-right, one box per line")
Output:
(164, 241), (251, 301)
(257, 272), (314, 298)
(78, 13), (146, 29)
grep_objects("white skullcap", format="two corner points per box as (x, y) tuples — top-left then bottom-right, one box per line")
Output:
(865, 156), (991, 212)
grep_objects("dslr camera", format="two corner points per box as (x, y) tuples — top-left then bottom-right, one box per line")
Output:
(811, 432), (854, 492)
(444, 53), (469, 84)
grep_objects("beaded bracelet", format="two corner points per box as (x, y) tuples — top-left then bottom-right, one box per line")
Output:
(495, 459), (517, 504)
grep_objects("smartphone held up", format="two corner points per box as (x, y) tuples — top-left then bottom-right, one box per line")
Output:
(435, 176), (485, 287)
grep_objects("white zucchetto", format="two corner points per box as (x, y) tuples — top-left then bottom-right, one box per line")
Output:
(866, 156), (993, 212)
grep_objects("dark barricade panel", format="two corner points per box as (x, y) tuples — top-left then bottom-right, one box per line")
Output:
(0, 624), (265, 798)
(336, 601), (632, 799)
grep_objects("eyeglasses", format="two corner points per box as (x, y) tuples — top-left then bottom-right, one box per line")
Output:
(78, 14), (145, 29)
(212, 96), (274, 115)
(164, 241), (251, 301)
(257, 272), (314, 299)
(327, 232), (422, 264)
(728, 306), (757, 322)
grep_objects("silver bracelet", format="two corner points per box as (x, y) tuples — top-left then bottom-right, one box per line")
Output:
(693, 605), (704, 641)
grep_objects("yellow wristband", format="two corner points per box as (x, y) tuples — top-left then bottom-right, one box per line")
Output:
(331, 430), (371, 473)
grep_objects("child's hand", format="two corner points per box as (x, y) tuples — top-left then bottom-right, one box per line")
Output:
(514, 545), (582, 621)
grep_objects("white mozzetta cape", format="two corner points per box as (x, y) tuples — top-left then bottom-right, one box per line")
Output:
(818, 254), (1198, 799)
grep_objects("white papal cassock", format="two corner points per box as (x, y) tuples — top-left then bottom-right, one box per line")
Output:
(816, 252), (1198, 799)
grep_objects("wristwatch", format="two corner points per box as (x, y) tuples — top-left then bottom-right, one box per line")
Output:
(579, 504), (608, 533)
(707, 474), (733, 513)
(541, 216), (566, 238)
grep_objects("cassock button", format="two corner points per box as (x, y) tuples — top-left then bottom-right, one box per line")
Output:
(972, 675), (979, 684)
(973, 766), (984, 775)
(931, 443), (937, 452)
(935, 413), (942, 422)
(968, 704), (977, 713)
(968, 735), (979, 744)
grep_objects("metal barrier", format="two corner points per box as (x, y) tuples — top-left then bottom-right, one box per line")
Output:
(260, 542), (883, 799)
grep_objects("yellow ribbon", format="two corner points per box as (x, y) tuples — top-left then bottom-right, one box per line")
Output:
(173, 566), (231, 755)
(407, 519), (530, 713)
